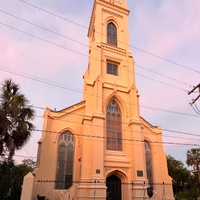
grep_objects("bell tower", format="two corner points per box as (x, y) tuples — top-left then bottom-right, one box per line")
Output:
(79, 0), (174, 199)
(31, 0), (175, 199)
(79, 0), (143, 199)
(83, 0), (139, 120)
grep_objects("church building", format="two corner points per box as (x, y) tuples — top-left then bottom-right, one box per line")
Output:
(28, 0), (174, 199)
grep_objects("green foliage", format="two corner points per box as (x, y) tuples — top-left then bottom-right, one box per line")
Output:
(186, 148), (200, 170)
(175, 189), (198, 200)
(22, 158), (36, 170)
(0, 79), (35, 160)
(0, 159), (34, 200)
(167, 155), (190, 183)
(167, 155), (198, 197)
(186, 148), (200, 194)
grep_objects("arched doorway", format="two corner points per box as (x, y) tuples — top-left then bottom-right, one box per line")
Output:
(106, 175), (121, 200)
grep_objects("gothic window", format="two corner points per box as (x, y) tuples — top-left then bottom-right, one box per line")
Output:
(145, 141), (153, 187)
(107, 62), (118, 76)
(106, 100), (122, 151)
(107, 22), (117, 46)
(55, 131), (74, 190)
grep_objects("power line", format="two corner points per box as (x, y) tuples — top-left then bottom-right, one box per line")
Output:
(0, 5), (198, 139)
(1, 153), (37, 159)
(33, 111), (200, 143)
(0, 9), (89, 49)
(135, 64), (192, 87)
(162, 128), (200, 138)
(1, 75), (195, 142)
(33, 106), (200, 135)
(18, 0), (87, 29)
(17, 0), (200, 74)
(0, 65), (83, 93)
(0, 9), (193, 90)
(33, 128), (200, 147)
(0, 64), (198, 118)
(140, 104), (200, 118)
(193, 103), (200, 115)
(0, 22), (188, 92)
(8, 131), (194, 161)
(132, 46), (200, 74)
(9, 125), (200, 160)
(13, 154), (37, 159)
(0, 22), (89, 59)
(162, 134), (200, 142)
(34, 114), (165, 140)
(135, 72), (187, 92)
(0, 1), (198, 161)
(0, 110), (198, 160)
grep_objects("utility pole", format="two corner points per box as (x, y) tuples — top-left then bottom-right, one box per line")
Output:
(188, 83), (200, 105)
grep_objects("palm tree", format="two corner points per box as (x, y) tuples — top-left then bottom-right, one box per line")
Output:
(0, 79), (35, 160)
(186, 148), (200, 192)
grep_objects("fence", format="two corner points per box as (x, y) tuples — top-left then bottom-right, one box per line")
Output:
(32, 180), (174, 200)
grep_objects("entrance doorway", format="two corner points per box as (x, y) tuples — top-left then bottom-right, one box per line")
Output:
(106, 175), (121, 200)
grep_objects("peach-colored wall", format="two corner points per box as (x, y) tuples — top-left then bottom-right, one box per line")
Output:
(31, 0), (174, 199)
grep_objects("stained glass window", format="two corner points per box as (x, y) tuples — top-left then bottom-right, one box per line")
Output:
(107, 22), (117, 46)
(106, 100), (122, 151)
(145, 141), (153, 187)
(55, 132), (74, 189)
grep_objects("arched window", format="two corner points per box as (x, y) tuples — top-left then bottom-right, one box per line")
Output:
(145, 141), (153, 187)
(107, 22), (117, 46)
(55, 131), (74, 189)
(106, 100), (122, 151)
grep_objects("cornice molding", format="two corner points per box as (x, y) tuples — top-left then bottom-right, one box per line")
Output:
(101, 43), (127, 55)
(102, 8), (123, 19)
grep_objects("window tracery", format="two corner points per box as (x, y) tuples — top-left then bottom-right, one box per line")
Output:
(55, 131), (74, 189)
(107, 22), (117, 46)
(106, 100), (122, 151)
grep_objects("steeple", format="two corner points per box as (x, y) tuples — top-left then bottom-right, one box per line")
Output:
(30, 1), (175, 199)
(88, 0), (130, 50)
(83, 0), (138, 119)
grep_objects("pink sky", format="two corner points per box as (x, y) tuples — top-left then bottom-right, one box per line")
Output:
(0, 0), (200, 167)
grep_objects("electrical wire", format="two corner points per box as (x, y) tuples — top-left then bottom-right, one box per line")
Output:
(0, 64), (198, 118)
(1, 61), (199, 153)
(0, 22), (189, 92)
(33, 128), (200, 147)
(135, 64), (192, 87)
(33, 112), (200, 143)
(13, 154), (37, 159)
(0, 22), (90, 59)
(0, 9), (193, 90)
(1, 5), (198, 114)
(0, 9), (89, 49)
(135, 72), (187, 92)
(0, 65), (83, 93)
(1, 106), (198, 159)
(33, 106), (200, 135)
(0, 1), (198, 160)
(16, 0), (200, 74)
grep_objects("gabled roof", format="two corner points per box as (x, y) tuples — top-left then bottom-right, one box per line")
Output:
(45, 100), (86, 118)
